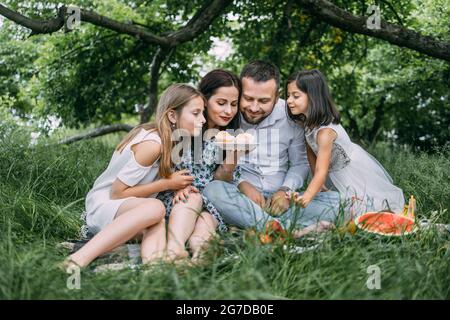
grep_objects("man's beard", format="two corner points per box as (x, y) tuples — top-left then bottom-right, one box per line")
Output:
(243, 112), (268, 125)
(242, 101), (277, 125)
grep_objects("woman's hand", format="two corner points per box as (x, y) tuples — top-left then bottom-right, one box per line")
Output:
(285, 191), (314, 208)
(165, 169), (194, 190)
(173, 185), (199, 204)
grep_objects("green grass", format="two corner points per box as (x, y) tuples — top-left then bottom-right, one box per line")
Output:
(0, 125), (449, 299)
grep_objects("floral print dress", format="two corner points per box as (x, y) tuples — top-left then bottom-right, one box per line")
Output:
(157, 138), (241, 233)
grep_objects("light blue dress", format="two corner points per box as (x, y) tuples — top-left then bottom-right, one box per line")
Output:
(305, 123), (405, 217)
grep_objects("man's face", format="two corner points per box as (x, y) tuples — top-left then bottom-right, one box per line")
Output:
(240, 77), (278, 124)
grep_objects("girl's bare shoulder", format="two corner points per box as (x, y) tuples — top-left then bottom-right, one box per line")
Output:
(131, 140), (162, 167)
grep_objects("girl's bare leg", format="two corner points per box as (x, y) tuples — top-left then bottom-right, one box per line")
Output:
(188, 211), (218, 262)
(166, 193), (203, 260)
(69, 198), (165, 267)
(140, 219), (166, 264)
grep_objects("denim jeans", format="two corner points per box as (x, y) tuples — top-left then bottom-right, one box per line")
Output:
(203, 180), (341, 232)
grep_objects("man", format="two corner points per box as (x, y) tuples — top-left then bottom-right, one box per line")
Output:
(204, 60), (340, 235)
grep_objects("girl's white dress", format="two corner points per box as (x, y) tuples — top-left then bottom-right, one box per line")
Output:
(305, 123), (405, 216)
(85, 129), (161, 235)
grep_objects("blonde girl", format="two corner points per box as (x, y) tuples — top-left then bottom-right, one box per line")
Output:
(64, 84), (206, 269)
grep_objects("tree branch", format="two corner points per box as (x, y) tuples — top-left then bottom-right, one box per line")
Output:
(0, 0), (232, 47)
(296, 0), (450, 61)
(59, 124), (133, 145)
(0, 4), (66, 34)
(165, 0), (232, 46)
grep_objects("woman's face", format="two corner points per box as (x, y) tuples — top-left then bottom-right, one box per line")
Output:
(206, 86), (239, 129)
(175, 96), (206, 136)
(287, 82), (309, 116)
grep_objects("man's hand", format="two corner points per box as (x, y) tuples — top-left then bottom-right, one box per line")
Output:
(238, 181), (265, 208)
(267, 190), (290, 216)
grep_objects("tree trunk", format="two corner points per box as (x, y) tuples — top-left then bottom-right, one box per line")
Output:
(368, 95), (386, 144)
(140, 47), (171, 124)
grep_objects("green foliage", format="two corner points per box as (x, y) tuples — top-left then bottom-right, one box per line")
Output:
(0, 0), (449, 149)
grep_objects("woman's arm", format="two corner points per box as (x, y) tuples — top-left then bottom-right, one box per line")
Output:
(111, 178), (173, 200)
(299, 128), (337, 207)
(111, 141), (193, 199)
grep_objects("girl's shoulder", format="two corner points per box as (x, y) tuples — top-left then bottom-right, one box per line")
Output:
(136, 128), (161, 144)
(127, 129), (162, 167)
(131, 140), (161, 167)
(314, 123), (346, 136)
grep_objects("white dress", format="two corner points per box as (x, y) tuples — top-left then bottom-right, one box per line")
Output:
(85, 129), (161, 234)
(305, 123), (405, 217)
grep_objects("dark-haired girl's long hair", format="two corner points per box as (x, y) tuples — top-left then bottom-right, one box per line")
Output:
(285, 69), (340, 129)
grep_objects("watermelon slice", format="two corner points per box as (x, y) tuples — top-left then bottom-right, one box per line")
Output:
(355, 212), (416, 236)
(354, 196), (417, 236)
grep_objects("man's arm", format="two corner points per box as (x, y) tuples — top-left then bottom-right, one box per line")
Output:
(281, 125), (310, 191)
(268, 125), (310, 216)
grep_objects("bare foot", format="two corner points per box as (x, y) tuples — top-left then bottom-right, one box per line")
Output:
(292, 221), (334, 238)
(58, 256), (83, 272)
(141, 251), (166, 266)
(191, 250), (209, 266)
(165, 248), (189, 263)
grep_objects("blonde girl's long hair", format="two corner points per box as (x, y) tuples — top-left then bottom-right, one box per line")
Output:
(116, 83), (205, 178)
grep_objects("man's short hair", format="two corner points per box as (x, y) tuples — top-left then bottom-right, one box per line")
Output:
(240, 60), (281, 93)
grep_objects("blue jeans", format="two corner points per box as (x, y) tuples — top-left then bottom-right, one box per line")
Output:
(203, 181), (340, 232)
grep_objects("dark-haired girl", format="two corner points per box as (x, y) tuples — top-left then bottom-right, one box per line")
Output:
(285, 69), (405, 219)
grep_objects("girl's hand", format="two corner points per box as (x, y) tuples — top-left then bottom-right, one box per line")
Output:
(166, 169), (194, 190)
(173, 185), (199, 204)
(285, 191), (314, 208)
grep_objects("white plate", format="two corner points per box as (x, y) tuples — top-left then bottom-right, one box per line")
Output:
(214, 141), (258, 152)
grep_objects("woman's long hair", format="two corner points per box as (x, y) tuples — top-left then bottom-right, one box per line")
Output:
(116, 84), (206, 178)
(285, 69), (340, 129)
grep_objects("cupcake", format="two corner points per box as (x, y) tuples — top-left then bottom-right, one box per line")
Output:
(215, 131), (235, 143)
(236, 133), (254, 144)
